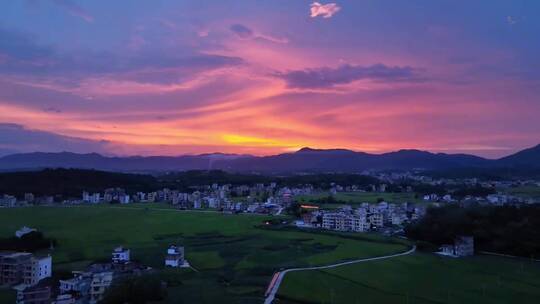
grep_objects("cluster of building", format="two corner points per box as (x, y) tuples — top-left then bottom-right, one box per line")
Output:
(1, 225), (189, 304)
(0, 194), (54, 208)
(75, 184), (313, 215)
(0, 252), (52, 304)
(54, 245), (187, 304)
(297, 202), (426, 233)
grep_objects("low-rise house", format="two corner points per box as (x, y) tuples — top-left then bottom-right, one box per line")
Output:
(15, 226), (37, 238)
(455, 236), (474, 257)
(438, 236), (475, 257)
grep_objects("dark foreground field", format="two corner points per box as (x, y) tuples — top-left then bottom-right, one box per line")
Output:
(1, 205), (539, 303)
(0, 205), (407, 303)
(278, 253), (540, 304)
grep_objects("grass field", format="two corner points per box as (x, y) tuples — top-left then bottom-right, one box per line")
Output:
(296, 192), (428, 208)
(0, 205), (407, 303)
(503, 186), (540, 200)
(278, 253), (540, 304)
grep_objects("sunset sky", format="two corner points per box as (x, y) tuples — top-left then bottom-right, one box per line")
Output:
(0, 0), (539, 158)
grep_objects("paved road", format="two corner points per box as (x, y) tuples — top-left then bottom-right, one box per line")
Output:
(263, 245), (416, 304)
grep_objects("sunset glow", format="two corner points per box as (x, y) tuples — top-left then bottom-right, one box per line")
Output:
(0, 1), (539, 158)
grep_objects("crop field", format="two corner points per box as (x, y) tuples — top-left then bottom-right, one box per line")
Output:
(503, 186), (540, 200)
(278, 252), (540, 304)
(296, 192), (428, 208)
(0, 205), (407, 303)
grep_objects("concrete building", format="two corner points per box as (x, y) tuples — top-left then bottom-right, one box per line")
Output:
(53, 294), (77, 304)
(351, 216), (370, 232)
(23, 256), (52, 286)
(1, 253), (51, 287)
(59, 272), (91, 297)
(14, 283), (51, 304)
(164, 245), (185, 268)
(369, 213), (384, 228)
(15, 226), (37, 238)
(119, 195), (130, 204)
(0, 252), (33, 285)
(111, 247), (130, 264)
(438, 236), (475, 257)
(89, 272), (113, 304)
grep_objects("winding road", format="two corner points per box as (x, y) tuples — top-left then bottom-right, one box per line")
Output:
(263, 245), (417, 304)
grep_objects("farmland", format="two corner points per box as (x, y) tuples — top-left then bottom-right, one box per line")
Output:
(0, 205), (406, 303)
(295, 191), (429, 209)
(278, 253), (540, 304)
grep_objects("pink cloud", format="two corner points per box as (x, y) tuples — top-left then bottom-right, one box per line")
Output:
(310, 2), (341, 19)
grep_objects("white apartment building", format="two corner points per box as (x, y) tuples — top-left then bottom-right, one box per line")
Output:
(23, 256), (52, 287)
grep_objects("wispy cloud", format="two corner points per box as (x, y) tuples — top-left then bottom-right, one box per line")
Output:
(51, 0), (94, 22)
(230, 24), (288, 44)
(0, 123), (111, 154)
(310, 2), (341, 19)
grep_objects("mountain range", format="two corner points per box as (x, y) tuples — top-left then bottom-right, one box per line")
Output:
(0, 145), (539, 173)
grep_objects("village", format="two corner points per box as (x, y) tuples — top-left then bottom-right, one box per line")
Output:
(1, 226), (189, 304)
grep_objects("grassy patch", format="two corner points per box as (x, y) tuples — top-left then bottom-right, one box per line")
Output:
(0, 206), (405, 303)
(279, 253), (540, 304)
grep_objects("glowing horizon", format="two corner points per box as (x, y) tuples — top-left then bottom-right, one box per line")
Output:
(1, 1), (539, 158)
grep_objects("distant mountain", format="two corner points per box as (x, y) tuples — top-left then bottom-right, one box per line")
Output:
(0, 152), (253, 172)
(497, 144), (540, 167)
(220, 147), (490, 172)
(0, 144), (538, 173)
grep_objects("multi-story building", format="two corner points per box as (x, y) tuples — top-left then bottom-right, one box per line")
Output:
(89, 272), (113, 304)
(59, 272), (91, 297)
(164, 245), (185, 268)
(1, 253), (51, 287)
(14, 283), (51, 304)
(351, 216), (370, 232)
(0, 252), (32, 285)
(111, 247), (130, 264)
(369, 213), (384, 228)
(23, 256), (52, 286)
(24, 193), (35, 203)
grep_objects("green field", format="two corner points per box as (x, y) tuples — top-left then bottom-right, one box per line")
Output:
(0, 205), (407, 303)
(278, 253), (540, 304)
(296, 192), (428, 208)
(503, 186), (540, 200)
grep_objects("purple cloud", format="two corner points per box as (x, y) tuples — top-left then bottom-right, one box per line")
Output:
(276, 64), (422, 88)
(230, 24), (254, 39)
(0, 26), (243, 84)
(0, 123), (111, 155)
(229, 24), (288, 44)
